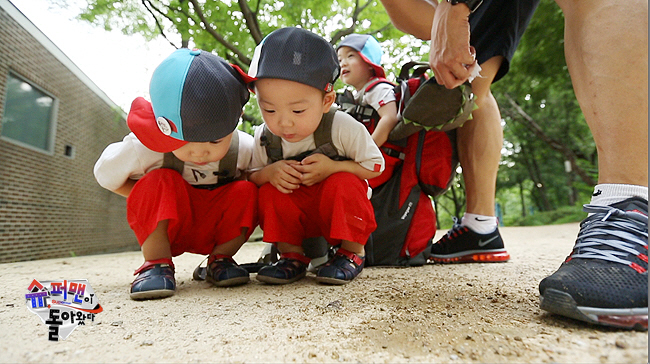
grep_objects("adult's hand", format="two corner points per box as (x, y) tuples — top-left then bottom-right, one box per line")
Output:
(429, 0), (478, 88)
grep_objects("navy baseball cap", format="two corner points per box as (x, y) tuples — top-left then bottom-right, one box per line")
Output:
(248, 27), (340, 92)
(337, 34), (386, 79)
(127, 48), (253, 153)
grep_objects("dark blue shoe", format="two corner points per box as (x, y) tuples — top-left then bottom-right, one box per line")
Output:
(539, 197), (648, 330)
(316, 248), (365, 285)
(130, 259), (176, 300)
(256, 252), (309, 285)
(206, 255), (250, 287)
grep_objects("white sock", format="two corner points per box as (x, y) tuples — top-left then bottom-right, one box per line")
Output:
(461, 213), (498, 235)
(590, 184), (648, 206)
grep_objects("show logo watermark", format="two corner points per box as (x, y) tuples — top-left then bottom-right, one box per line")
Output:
(25, 279), (103, 341)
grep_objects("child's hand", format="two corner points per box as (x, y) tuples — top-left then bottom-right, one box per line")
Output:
(267, 160), (303, 193)
(295, 153), (335, 186)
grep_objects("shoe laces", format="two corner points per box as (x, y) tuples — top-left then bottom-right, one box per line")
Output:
(438, 217), (470, 244)
(570, 204), (648, 273)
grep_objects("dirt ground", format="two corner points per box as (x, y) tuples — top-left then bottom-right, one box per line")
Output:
(0, 222), (647, 363)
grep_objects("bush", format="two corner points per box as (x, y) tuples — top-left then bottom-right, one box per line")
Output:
(509, 205), (586, 226)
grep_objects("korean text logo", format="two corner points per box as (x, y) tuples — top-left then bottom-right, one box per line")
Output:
(25, 279), (103, 341)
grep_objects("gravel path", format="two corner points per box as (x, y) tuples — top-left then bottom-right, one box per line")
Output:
(1, 223), (647, 363)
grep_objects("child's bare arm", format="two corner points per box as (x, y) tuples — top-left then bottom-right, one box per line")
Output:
(113, 178), (138, 198)
(296, 154), (381, 186)
(371, 101), (399, 147)
(249, 160), (303, 194)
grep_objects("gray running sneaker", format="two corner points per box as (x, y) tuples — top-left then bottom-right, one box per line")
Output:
(539, 197), (648, 330)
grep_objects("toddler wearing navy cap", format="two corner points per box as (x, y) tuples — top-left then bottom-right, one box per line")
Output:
(94, 48), (258, 300)
(246, 27), (385, 285)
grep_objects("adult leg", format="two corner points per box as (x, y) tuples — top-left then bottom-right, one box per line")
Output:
(559, 0), (647, 185)
(539, 0), (648, 329)
(429, 56), (510, 263)
(459, 56), (503, 218)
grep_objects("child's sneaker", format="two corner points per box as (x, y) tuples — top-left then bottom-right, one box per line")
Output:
(256, 252), (310, 284)
(130, 259), (176, 300)
(539, 197), (648, 330)
(205, 255), (250, 287)
(429, 218), (510, 263)
(315, 248), (365, 285)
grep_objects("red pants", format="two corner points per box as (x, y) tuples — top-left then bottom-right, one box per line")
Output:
(126, 168), (258, 257)
(258, 172), (376, 247)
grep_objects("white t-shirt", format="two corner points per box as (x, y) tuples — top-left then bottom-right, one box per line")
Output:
(248, 110), (384, 174)
(94, 130), (254, 192)
(355, 79), (396, 111)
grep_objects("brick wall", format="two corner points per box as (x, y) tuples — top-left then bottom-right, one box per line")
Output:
(0, 4), (138, 263)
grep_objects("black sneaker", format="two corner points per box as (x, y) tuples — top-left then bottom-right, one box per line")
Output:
(256, 252), (310, 285)
(315, 248), (365, 285)
(429, 218), (510, 263)
(539, 197), (648, 330)
(130, 259), (176, 300)
(205, 255), (250, 287)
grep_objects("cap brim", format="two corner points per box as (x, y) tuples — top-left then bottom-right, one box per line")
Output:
(127, 97), (188, 153)
(358, 53), (386, 79)
(231, 64), (257, 92)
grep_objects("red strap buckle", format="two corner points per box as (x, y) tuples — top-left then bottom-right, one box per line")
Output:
(337, 248), (363, 266)
(134, 258), (174, 275)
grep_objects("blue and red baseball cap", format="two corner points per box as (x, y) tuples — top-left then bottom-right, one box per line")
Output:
(337, 34), (386, 79)
(127, 48), (253, 153)
(247, 27), (340, 93)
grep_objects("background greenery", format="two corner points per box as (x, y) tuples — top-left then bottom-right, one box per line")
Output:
(63, 0), (596, 228)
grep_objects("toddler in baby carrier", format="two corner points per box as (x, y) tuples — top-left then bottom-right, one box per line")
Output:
(337, 61), (472, 266)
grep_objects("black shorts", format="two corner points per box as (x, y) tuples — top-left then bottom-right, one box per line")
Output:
(469, 0), (541, 83)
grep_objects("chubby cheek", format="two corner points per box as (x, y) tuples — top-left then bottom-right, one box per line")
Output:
(171, 149), (189, 161)
(264, 116), (286, 135)
(213, 146), (230, 161)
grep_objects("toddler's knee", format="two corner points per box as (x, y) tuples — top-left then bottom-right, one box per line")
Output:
(322, 173), (365, 194)
(229, 180), (258, 197)
(259, 183), (285, 206)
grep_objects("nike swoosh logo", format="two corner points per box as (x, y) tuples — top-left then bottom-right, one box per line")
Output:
(474, 217), (489, 222)
(478, 236), (499, 247)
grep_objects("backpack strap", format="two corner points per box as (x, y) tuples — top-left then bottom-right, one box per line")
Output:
(261, 107), (342, 163)
(162, 152), (185, 174)
(260, 125), (284, 163)
(313, 107), (336, 148)
(161, 131), (240, 185)
(340, 78), (396, 130)
(356, 77), (394, 104)
(309, 106), (340, 159)
(397, 61), (429, 82)
(215, 130), (239, 183)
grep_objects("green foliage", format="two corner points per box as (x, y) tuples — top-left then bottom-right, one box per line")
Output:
(507, 205), (586, 227)
(69, 0), (600, 225)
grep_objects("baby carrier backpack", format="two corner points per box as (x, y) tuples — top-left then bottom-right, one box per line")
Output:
(336, 62), (462, 266)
